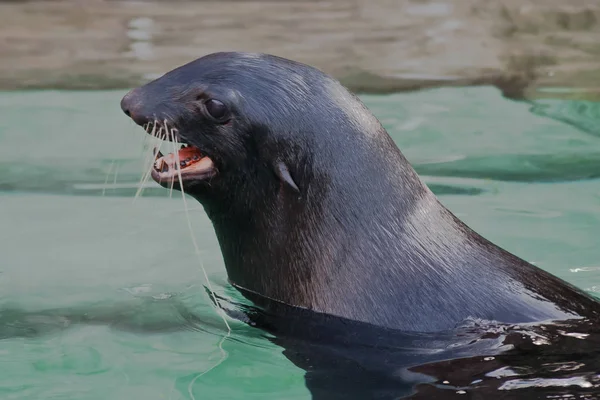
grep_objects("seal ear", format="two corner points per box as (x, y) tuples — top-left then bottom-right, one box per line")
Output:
(273, 161), (300, 192)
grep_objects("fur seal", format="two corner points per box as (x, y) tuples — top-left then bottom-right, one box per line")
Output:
(120, 51), (600, 333)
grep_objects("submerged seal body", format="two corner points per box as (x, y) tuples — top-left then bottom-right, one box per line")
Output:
(120, 52), (600, 333)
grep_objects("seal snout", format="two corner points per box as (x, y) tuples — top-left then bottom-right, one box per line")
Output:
(120, 88), (150, 126)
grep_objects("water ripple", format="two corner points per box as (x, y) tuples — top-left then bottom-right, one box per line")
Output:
(414, 153), (600, 183)
(529, 100), (600, 138)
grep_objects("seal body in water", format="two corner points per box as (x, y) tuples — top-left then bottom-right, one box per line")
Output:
(120, 51), (600, 333)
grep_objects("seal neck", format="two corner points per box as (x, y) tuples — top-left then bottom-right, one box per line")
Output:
(204, 155), (457, 311)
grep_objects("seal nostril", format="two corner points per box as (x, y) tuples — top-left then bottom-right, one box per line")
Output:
(120, 94), (149, 125)
(120, 90), (140, 120)
(120, 95), (133, 118)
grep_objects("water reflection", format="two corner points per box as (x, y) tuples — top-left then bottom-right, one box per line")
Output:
(529, 99), (600, 138)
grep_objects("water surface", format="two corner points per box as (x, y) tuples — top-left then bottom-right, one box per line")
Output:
(1, 87), (600, 398)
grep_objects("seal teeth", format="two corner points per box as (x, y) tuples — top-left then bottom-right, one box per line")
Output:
(154, 156), (165, 171)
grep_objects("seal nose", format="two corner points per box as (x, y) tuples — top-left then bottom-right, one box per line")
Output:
(120, 89), (149, 126)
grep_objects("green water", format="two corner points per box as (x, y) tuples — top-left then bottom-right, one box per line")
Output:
(1, 87), (600, 399)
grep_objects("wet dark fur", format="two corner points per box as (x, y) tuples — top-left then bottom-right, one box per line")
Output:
(121, 51), (600, 333)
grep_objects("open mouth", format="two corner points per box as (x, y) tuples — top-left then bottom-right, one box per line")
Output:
(143, 122), (217, 187)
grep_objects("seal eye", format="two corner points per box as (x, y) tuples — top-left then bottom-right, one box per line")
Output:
(205, 99), (229, 122)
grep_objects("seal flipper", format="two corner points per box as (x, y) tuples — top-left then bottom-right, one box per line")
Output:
(273, 161), (300, 192)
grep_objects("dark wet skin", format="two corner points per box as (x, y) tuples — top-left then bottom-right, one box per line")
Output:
(116, 52), (600, 398)
(233, 297), (600, 399)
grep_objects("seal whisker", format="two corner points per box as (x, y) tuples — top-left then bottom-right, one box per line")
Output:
(134, 151), (152, 201)
(163, 119), (178, 198)
(134, 121), (162, 201)
(151, 119), (157, 139)
(137, 146), (154, 198)
(168, 124), (176, 198)
(141, 133), (155, 176)
(101, 160), (115, 197)
(112, 161), (120, 192)
(186, 337), (229, 400)
(172, 132), (231, 335)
